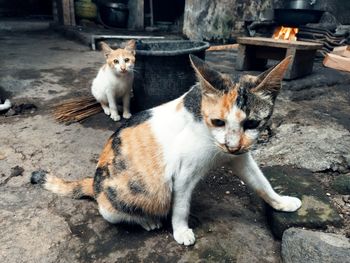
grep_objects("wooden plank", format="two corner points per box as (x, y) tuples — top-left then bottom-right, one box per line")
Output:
(207, 44), (239, 51)
(332, 46), (350, 58)
(128, 0), (144, 30)
(323, 53), (350, 73)
(237, 37), (322, 50)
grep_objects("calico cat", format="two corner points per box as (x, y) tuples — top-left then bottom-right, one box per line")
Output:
(31, 55), (301, 246)
(91, 40), (136, 121)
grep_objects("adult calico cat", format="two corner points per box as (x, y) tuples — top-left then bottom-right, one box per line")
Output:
(31, 55), (301, 246)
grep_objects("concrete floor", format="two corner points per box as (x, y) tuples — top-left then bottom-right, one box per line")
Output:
(0, 28), (349, 263)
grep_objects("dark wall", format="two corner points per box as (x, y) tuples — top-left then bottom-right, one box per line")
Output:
(315, 0), (350, 24)
(0, 0), (52, 16)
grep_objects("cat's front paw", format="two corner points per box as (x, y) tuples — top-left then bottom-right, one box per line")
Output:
(273, 196), (302, 212)
(110, 112), (121, 122)
(173, 228), (195, 246)
(123, 112), (132, 119)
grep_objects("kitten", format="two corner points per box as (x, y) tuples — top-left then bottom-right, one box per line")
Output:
(31, 55), (301, 246)
(91, 40), (136, 121)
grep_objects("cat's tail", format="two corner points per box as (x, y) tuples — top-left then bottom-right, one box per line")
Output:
(30, 170), (94, 199)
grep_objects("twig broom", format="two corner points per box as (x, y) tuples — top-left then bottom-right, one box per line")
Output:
(53, 95), (102, 123)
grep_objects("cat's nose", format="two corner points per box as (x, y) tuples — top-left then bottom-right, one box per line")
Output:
(120, 67), (126, 72)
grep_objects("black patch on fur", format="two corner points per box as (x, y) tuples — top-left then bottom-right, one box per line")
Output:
(183, 85), (202, 121)
(114, 158), (127, 171)
(128, 180), (148, 195)
(236, 87), (248, 111)
(93, 166), (109, 195)
(106, 186), (146, 216)
(30, 170), (47, 184)
(112, 136), (122, 154)
(121, 110), (152, 128)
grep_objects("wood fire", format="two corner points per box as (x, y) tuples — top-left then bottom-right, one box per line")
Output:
(273, 26), (299, 41)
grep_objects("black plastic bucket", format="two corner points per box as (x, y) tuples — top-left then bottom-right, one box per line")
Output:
(132, 40), (210, 112)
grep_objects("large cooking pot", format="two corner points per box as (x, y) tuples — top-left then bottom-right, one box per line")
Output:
(98, 0), (129, 28)
(286, 0), (317, 10)
(275, 0), (324, 26)
(274, 8), (324, 26)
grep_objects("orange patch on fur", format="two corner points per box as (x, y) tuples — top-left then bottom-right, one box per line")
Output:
(235, 110), (245, 122)
(44, 175), (94, 198)
(97, 138), (115, 167)
(97, 191), (118, 214)
(201, 88), (239, 127)
(221, 89), (238, 119)
(99, 122), (171, 216)
(240, 133), (254, 150)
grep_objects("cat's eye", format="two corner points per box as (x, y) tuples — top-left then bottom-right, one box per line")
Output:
(243, 119), (261, 130)
(124, 58), (130, 63)
(211, 119), (225, 127)
(113, 59), (119, 64)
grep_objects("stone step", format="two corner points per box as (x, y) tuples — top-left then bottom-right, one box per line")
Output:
(282, 228), (350, 263)
(262, 166), (342, 238)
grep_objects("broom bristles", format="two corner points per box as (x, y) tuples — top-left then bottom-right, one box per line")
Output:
(53, 95), (102, 123)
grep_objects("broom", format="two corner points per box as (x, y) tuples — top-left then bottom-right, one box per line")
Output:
(53, 95), (102, 123)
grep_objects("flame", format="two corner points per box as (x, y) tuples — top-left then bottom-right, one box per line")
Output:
(273, 26), (299, 41)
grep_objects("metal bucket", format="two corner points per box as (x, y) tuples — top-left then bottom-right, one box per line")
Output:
(131, 40), (210, 112)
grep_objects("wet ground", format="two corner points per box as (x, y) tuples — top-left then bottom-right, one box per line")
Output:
(0, 29), (349, 263)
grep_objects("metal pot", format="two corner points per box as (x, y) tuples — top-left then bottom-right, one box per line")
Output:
(98, 1), (129, 28)
(274, 8), (324, 26)
(286, 0), (317, 10)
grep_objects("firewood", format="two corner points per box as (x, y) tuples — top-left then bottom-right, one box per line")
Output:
(323, 53), (350, 73)
(331, 46), (350, 58)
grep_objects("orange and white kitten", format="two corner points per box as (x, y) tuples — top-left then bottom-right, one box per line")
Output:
(91, 40), (136, 121)
(31, 55), (301, 246)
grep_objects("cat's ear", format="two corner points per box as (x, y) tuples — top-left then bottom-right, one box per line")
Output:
(124, 40), (136, 55)
(250, 56), (292, 98)
(189, 55), (228, 97)
(100, 42), (113, 58)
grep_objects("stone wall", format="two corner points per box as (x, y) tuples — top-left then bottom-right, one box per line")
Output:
(183, 0), (350, 41)
(183, 0), (279, 42)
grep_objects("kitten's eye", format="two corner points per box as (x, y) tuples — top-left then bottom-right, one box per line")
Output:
(113, 59), (119, 64)
(124, 58), (130, 63)
(243, 119), (261, 130)
(211, 119), (225, 127)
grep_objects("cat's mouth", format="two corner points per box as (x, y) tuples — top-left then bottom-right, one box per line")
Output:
(223, 145), (248, 155)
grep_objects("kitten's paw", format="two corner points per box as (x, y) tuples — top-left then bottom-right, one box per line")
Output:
(173, 228), (196, 246)
(103, 108), (111, 115)
(110, 113), (121, 122)
(123, 112), (132, 119)
(273, 196), (302, 212)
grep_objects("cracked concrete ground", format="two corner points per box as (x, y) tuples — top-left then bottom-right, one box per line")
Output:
(1, 29), (350, 263)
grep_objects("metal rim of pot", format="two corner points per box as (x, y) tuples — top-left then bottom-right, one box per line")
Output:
(135, 40), (210, 56)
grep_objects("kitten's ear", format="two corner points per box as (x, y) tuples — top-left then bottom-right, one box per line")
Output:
(189, 55), (228, 97)
(251, 56), (292, 98)
(124, 40), (136, 55)
(100, 42), (113, 58)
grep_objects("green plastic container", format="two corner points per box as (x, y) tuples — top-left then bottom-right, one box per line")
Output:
(75, 0), (97, 20)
